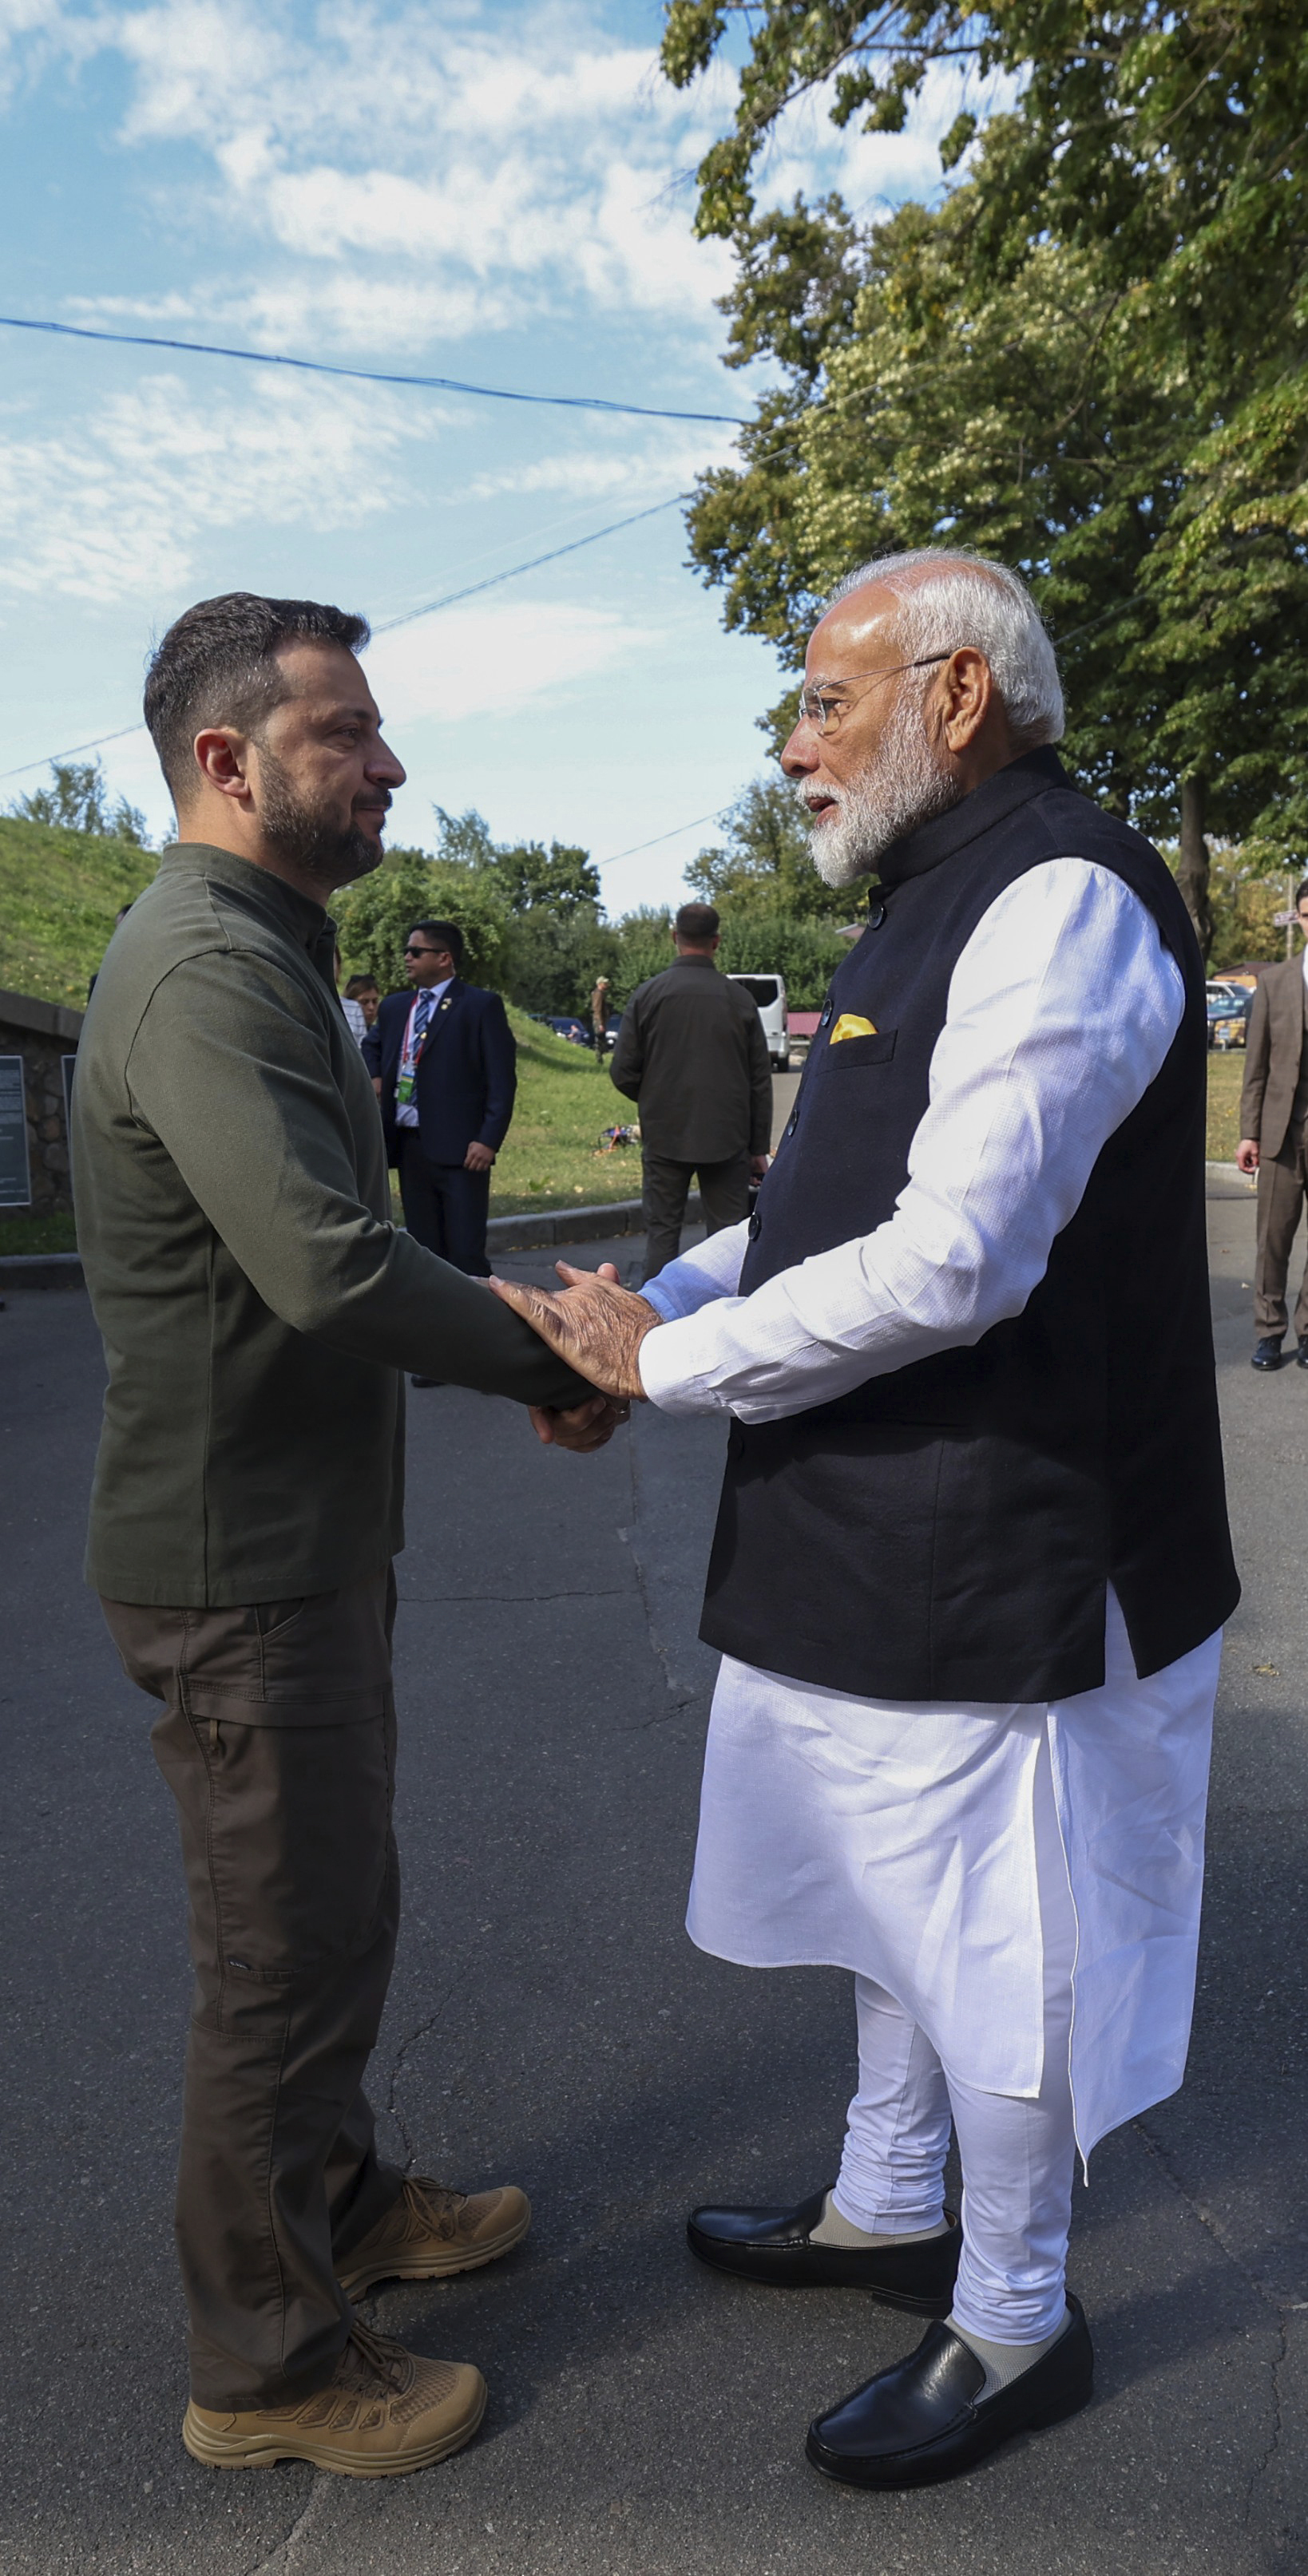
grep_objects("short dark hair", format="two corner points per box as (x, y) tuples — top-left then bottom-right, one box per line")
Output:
(1298, 880), (1308, 909)
(144, 592), (371, 805)
(675, 900), (719, 943)
(344, 972), (379, 997)
(410, 918), (465, 969)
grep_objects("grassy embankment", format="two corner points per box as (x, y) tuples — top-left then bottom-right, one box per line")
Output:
(0, 817), (642, 1251)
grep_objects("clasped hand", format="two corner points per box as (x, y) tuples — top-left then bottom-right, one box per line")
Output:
(490, 1260), (662, 1452)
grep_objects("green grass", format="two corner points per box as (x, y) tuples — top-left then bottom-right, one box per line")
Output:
(1206, 1050), (1245, 1162)
(0, 815), (156, 1009)
(0, 1209), (79, 1255)
(488, 1011), (642, 1213)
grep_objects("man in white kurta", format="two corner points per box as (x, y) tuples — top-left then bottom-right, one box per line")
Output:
(497, 548), (1235, 2491)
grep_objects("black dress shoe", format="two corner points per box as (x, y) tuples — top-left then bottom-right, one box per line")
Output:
(1298, 1338), (1308, 1370)
(410, 1375), (446, 1388)
(1252, 1337), (1284, 1370)
(686, 2186), (961, 2313)
(806, 2297), (1093, 2489)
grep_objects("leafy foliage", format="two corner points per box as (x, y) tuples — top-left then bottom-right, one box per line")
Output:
(10, 758), (151, 848)
(333, 848), (509, 991)
(660, 0), (1308, 952)
(688, 777), (851, 920)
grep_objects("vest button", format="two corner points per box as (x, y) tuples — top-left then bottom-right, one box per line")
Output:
(747, 1209), (762, 1240)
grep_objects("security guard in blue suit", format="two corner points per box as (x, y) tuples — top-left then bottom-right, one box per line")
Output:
(364, 918), (517, 1292)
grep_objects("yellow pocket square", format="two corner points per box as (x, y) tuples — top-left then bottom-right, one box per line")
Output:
(830, 1013), (878, 1043)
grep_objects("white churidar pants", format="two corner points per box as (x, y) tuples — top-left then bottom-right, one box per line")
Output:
(833, 1726), (1077, 2342)
(687, 1592), (1222, 2338)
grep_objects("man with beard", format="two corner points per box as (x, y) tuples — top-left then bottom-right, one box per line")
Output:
(73, 592), (614, 2479)
(490, 551), (1238, 2488)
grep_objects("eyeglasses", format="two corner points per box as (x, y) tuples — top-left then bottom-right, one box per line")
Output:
(404, 944), (445, 958)
(796, 654), (950, 737)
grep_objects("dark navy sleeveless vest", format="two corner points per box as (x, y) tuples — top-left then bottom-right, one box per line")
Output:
(699, 747), (1239, 1702)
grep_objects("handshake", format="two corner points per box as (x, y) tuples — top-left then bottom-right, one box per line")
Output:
(489, 1259), (661, 1453)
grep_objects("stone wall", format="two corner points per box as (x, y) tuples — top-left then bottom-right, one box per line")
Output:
(0, 990), (83, 1214)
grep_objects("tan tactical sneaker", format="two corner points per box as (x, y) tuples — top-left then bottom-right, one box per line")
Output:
(336, 2174), (531, 2298)
(182, 2321), (486, 2477)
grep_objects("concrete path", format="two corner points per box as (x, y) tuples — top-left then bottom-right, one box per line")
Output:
(2, 1173), (1306, 2574)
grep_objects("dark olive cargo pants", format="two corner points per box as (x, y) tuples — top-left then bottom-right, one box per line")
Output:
(640, 1149), (753, 1284)
(101, 1569), (405, 2410)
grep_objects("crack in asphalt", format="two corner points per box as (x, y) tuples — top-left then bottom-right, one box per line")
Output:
(385, 1981), (458, 2169)
(1134, 2118), (1293, 2534)
(240, 2471), (332, 2576)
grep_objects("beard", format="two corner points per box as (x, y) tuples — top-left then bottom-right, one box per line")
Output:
(797, 687), (961, 889)
(256, 749), (387, 892)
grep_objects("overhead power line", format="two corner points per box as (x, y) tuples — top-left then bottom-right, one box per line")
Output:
(0, 313), (747, 427)
(597, 808), (727, 870)
(373, 496), (685, 634)
(0, 495), (690, 783)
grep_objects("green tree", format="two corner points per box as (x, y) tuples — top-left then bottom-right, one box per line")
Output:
(427, 804), (609, 1014)
(660, 0), (1308, 956)
(611, 893), (849, 1010)
(501, 909), (621, 1018)
(11, 758), (150, 846)
(334, 849), (509, 992)
(688, 777), (851, 920)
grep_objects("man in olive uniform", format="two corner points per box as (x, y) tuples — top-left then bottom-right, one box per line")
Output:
(73, 592), (612, 2479)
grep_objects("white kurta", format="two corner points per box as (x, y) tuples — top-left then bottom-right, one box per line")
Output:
(636, 858), (1222, 2155)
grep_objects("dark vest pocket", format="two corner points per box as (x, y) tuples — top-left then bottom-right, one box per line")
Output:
(828, 1030), (897, 1067)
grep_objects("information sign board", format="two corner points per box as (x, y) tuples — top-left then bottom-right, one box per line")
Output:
(0, 1055), (31, 1207)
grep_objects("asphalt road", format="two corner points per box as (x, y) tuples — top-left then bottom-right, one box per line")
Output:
(3, 1168), (1307, 2575)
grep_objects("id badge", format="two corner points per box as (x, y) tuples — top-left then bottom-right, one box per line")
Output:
(396, 1067), (416, 1107)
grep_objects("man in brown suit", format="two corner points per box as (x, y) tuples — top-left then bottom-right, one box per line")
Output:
(1237, 880), (1308, 1368)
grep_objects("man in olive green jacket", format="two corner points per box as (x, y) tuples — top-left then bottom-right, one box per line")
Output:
(73, 591), (615, 2479)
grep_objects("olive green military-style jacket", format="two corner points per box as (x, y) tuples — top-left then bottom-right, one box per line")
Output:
(73, 841), (585, 1607)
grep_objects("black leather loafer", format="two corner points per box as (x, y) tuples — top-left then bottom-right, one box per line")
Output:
(687, 2186), (961, 2313)
(1252, 1337), (1284, 1371)
(1297, 1338), (1308, 1370)
(806, 2297), (1093, 2489)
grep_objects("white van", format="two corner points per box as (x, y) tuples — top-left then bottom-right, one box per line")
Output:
(728, 971), (790, 1071)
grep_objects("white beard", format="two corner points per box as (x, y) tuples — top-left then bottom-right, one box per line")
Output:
(798, 690), (961, 888)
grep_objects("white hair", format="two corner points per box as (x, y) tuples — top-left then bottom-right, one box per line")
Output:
(823, 548), (1064, 752)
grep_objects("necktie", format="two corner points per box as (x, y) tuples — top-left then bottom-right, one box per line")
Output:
(413, 991), (433, 1047)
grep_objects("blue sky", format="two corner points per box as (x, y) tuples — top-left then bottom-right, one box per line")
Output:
(0, 0), (977, 910)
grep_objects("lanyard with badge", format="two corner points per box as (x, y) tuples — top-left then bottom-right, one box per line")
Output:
(396, 993), (446, 1109)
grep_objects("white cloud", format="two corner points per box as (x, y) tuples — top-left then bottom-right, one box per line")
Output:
(362, 595), (653, 727)
(461, 422), (737, 505)
(53, 1), (737, 344)
(0, 370), (422, 603)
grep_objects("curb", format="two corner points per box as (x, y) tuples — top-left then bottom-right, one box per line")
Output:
(0, 1252), (85, 1291)
(0, 1195), (682, 1291)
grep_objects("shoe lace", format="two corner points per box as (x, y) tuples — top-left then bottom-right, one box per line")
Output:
(402, 2174), (466, 2238)
(337, 2318), (411, 2396)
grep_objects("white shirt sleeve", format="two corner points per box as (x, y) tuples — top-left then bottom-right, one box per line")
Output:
(637, 859), (1186, 1422)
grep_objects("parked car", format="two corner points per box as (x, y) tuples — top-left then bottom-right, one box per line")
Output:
(600, 1013), (624, 1053)
(1206, 983), (1251, 1051)
(727, 971), (790, 1070)
(537, 1014), (592, 1047)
